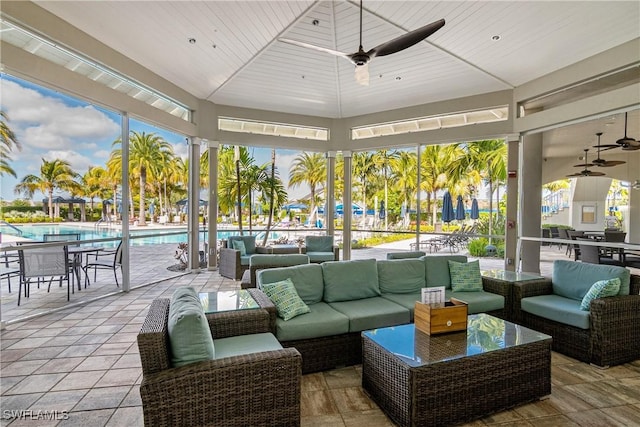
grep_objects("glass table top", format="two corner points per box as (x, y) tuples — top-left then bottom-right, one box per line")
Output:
(481, 269), (543, 282)
(362, 314), (551, 368)
(199, 290), (259, 314)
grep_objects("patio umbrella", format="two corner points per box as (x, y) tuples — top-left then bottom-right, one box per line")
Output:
(441, 191), (455, 223)
(470, 198), (479, 220)
(455, 195), (465, 221)
(176, 198), (208, 207)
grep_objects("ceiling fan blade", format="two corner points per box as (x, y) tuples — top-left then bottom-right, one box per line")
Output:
(368, 19), (445, 58)
(621, 143), (640, 151)
(355, 63), (370, 86)
(567, 171), (586, 177)
(592, 144), (619, 149)
(592, 160), (626, 167)
(279, 38), (350, 59)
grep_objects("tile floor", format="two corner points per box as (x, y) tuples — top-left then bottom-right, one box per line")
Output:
(1, 243), (639, 426)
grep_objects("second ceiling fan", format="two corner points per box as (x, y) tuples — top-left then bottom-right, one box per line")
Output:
(590, 132), (625, 167)
(568, 149), (606, 177)
(279, 1), (445, 85)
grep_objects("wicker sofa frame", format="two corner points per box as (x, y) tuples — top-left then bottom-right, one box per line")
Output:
(513, 273), (640, 367)
(248, 275), (511, 374)
(137, 298), (302, 426)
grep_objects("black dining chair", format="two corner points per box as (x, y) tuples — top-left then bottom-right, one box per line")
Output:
(576, 238), (623, 267)
(83, 240), (123, 287)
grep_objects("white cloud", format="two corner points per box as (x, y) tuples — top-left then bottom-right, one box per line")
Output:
(44, 150), (94, 174)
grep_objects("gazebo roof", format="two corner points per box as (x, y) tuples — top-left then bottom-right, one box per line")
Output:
(42, 197), (86, 204)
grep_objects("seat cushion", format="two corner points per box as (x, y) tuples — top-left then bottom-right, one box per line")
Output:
(386, 251), (426, 259)
(258, 264), (324, 304)
(377, 259), (426, 294)
(322, 259), (380, 302)
(213, 333), (282, 359)
(423, 255), (468, 289)
(250, 254), (309, 267)
(381, 292), (421, 320)
(240, 255), (251, 266)
(262, 278), (310, 321)
(522, 294), (590, 329)
(448, 260), (483, 292)
(552, 260), (630, 301)
(305, 236), (334, 252)
(306, 252), (336, 263)
(168, 287), (215, 367)
(328, 297), (410, 332)
(580, 278), (621, 311)
(446, 290), (504, 314)
(274, 302), (349, 341)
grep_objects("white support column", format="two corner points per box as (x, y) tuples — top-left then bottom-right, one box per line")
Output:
(343, 151), (353, 260)
(504, 136), (519, 271)
(520, 133), (543, 273)
(415, 144), (422, 249)
(208, 140), (219, 270)
(326, 151), (336, 237)
(187, 137), (201, 272)
(121, 113), (130, 292)
(628, 187), (640, 242)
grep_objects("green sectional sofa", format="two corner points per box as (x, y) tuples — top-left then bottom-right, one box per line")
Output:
(248, 255), (509, 373)
(513, 260), (640, 367)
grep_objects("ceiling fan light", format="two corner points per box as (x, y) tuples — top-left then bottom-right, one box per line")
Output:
(633, 180), (640, 190)
(355, 64), (369, 86)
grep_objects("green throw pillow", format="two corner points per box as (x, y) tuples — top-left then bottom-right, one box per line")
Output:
(262, 278), (310, 321)
(232, 239), (247, 256)
(168, 287), (215, 367)
(448, 260), (483, 292)
(580, 278), (621, 311)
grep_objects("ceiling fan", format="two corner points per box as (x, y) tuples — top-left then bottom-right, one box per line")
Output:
(590, 132), (625, 167)
(568, 149), (606, 177)
(279, 0), (445, 85)
(615, 112), (640, 150)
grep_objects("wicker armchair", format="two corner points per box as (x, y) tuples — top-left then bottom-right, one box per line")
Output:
(219, 235), (270, 280)
(513, 273), (640, 367)
(137, 298), (302, 427)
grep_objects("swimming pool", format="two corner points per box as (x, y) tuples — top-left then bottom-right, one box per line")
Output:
(0, 224), (276, 246)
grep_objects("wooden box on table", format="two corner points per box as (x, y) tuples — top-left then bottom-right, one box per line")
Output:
(414, 298), (468, 335)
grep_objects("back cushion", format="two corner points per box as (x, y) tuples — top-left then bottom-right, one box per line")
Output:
(552, 260), (631, 301)
(306, 236), (334, 252)
(257, 264), (324, 304)
(377, 259), (426, 293)
(322, 259), (380, 302)
(423, 255), (468, 289)
(229, 235), (256, 254)
(168, 287), (215, 367)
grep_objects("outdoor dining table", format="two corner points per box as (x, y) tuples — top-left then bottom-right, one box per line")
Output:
(67, 246), (103, 290)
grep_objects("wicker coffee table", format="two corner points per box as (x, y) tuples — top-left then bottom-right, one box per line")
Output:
(362, 314), (552, 427)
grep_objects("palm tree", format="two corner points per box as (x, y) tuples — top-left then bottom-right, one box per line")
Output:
(112, 131), (174, 226)
(390, 150), (417, 228)
(243, 163), (269, 232)
(421, 144), (463, 226)
(14, 158), (79, 220)
(353, 151), (379, 226)
(374, 149), (399, 229)
(289, 152), (326, 226)
(262, 148), (277, 245)
(83, 166), (109, 217)
(1, 111), (21, 177)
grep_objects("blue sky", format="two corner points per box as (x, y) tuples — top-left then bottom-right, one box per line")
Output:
(1, 74), (304, 202)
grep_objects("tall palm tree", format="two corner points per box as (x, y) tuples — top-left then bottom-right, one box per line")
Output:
(353, 151), (379, 226)
(83, 166), (109, 216)
(14, 158), (78, 220)
(243, 163), (269, 232)
(421, 144), (463, 226)
(262, 148), (277, 245)
(112, 131), (173, 226)
(374, 149), (399, 229)
(1, 111), (21, 177)
(390, 150), (417, 228)
(289, 152), (326, 226)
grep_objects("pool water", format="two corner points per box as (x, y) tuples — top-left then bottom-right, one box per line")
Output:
(1, 224), (274, 247)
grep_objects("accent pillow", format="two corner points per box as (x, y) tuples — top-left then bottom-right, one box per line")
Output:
(262, 278), (310, 321)
(580, 278), (621, 311)
(448, 260), (483, 292)
(168, 287), (215, 367)
(232, 239), (247, 256)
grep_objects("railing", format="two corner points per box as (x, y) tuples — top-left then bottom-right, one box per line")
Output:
(0, 221), (22, 236)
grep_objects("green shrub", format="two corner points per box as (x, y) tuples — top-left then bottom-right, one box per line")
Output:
(468, 238), (489, 256)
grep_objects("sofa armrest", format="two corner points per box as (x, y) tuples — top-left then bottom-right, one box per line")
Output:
(246, 288), (278, 334)
(219, 247), (241, 279)
(255, 246), (271, 254)
(206, 308), (271, 339)
(333, 246), (340, 261)
(512, 278), (553, 323)
(630, 274), (640, 295)
(140, 348), (301, 427)
(589, 293), (640, 366)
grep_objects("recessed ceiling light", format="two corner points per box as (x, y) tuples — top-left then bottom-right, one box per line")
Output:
(491, 35), (501, 41)
(188, 38), (196, 44)
(395, 76), (401, 81)
(312, 19), (319, 26)
(212, 44), (217, 49)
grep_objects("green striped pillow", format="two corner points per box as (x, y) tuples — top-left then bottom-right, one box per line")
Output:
(580, 278), (621, 311)
(262, 278), (310, 321)
(448, 260), (483, 292)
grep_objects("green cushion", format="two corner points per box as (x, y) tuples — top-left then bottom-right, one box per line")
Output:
(386, 251), (426, 259)
(213, 332), (282, 359)
(168, 287), (215, 367)
(448, 260), (483, 292)
(423, 255), (467, 289)
(305, 236), (334, 252)
(232, 239), (246, 255)
(580, 278), (621, 311)
(447, 290), (504, 314)
(228, 235), (256, 255)
(250, 254), (309, 267)
(240, 255), (251, 266)
(262, 278), (310, 321)
(522, 294), (590, 329)
(377, 259), (425, 293)
(380, 292), (421, 321)
(327, 297), (410, 332)
(306, 252), (336, 262)
(552, 260), (630, 301)
(274, 302), (349, 341)
(258, 264), (324, 304)
(322, 259), (380, 302)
